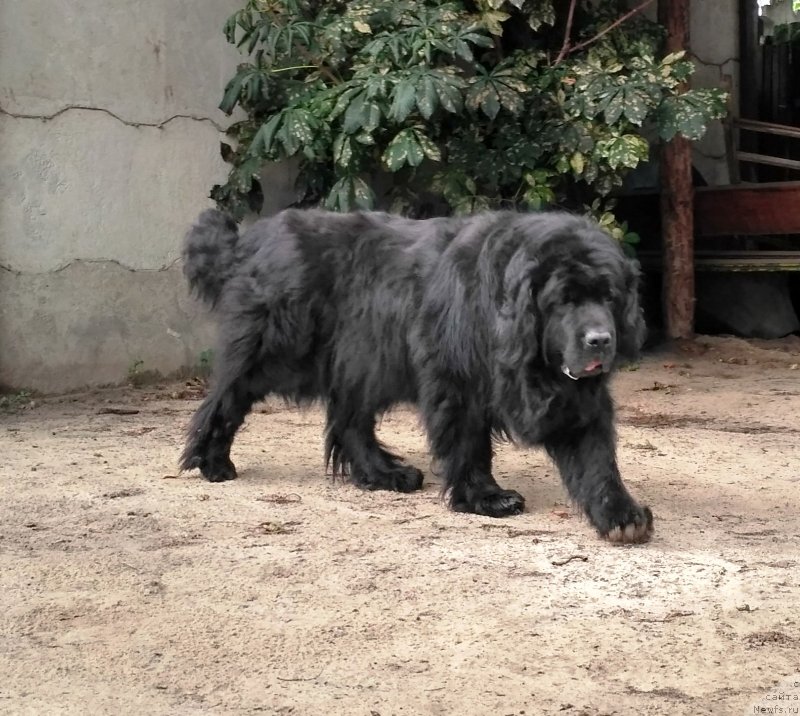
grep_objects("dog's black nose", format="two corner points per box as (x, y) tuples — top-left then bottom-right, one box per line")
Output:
(584, 330), (612, 348)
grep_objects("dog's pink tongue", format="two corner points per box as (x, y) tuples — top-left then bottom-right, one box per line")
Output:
(585, 360), (602, 372)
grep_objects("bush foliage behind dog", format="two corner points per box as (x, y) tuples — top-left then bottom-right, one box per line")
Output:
(181, 208), (652, 544)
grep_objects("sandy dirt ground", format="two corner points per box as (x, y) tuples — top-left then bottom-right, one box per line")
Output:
(2, 336), (800, 716)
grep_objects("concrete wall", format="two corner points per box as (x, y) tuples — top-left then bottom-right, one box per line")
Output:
(639, 0), (739, 187)
(0, 0), (245, 391)
(690, 0), (739, 186)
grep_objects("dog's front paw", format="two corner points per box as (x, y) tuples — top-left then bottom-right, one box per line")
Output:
(451, 486), (525, 518)
(590, 498), (653, 544)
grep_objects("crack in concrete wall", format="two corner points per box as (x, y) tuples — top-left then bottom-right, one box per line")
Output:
(1, 104), (227, 273)
(0, 257), (182, 276)
(0, 105), (226, 132)
(0, 260), (215, 392)
(691, 53), (739, 69)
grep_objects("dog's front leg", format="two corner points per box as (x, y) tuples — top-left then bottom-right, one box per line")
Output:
(545, 420), (653, 543)
(422, 380), (524, 518)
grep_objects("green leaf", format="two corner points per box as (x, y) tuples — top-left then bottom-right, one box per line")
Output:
(598, 134), (649, 170)
(286, 110), (314, 151)
(417, 76), (438, 120)
(324, 177), (353, 212)
(249, 113), (284, 157)
(435, 75), (464, 114)
(479, 9), (510, 36)
(333, 134), (353, 169)
(622, 86), (655, 125)
(657, 89), (728, 141)
(351, 177), (375, 210)
(329, 86), (362, 122)
(412, 128), (442, 162)
(219, 70), (249, 115)
(402, 132), (424, 168)
(354, 130), (376, 145)
(604, 89), (625, 124)
(383, 128), (424, 171)
(570, 152), (585, 175)
(362, 101), (382, 134)
(389, 79), (417, 123)
(223, 13), (238, 45)
(277, 122), (300, 156)
(473, 87), (500, 120)
(454, 39), (475, 62)
(467, 69), (527, 119)
(323, 176), (375, 212)
(670, 61), (695, 84)
(231, 156), (262, 193)
(525, 0), (556, 31)
(343, 92), (367, 134)
(662, 50), (686, 65)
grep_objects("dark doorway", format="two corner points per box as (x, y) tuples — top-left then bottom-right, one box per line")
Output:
(739, 0), (800, 181)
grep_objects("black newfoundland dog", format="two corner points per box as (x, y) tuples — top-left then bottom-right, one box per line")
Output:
(181, 208), (653, 543)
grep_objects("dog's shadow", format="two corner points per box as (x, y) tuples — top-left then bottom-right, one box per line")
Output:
(232, 459), (569, 517)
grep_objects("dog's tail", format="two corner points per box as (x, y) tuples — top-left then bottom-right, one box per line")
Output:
(182, 208), (241, 308)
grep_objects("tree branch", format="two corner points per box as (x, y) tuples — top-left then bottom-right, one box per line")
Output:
(555, 0), (656, 63)
(555, 0), (578, 65)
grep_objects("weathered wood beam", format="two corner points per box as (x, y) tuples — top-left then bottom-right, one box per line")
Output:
(695, 182), (800, 236)
(658, 0), (694, 339)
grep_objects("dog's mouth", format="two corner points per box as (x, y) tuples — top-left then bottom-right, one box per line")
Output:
(562, 359), (605, 380)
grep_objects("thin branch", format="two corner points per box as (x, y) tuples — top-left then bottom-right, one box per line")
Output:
(556, 0), (656, 63)
(555, 0), (579, 65)
(270, 64), (318, 73)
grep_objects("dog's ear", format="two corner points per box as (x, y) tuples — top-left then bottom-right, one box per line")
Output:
(617, 258), (647, 361)
(496, 250), (540, 369)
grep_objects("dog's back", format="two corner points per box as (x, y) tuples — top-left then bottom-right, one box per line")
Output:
(184, 209), (467, 406)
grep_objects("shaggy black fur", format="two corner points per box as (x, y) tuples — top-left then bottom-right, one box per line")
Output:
(181, 208), (653, 543)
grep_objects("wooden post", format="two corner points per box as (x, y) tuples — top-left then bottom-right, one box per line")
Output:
(658, 0), (694, 339)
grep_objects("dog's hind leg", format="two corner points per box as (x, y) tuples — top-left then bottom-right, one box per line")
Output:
(324, 399), (424, 493)
(181, 326), (270, 483)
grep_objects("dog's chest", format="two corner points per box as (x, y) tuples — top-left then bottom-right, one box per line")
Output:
(539, 382), (605, 435)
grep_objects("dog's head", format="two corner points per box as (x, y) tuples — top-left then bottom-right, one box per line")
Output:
(496, 217), (646, 381)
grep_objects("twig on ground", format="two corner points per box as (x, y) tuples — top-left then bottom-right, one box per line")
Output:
(550, 554), (589, 566)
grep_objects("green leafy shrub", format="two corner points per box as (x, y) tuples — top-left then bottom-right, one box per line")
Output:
(212, 0), (726, 232)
